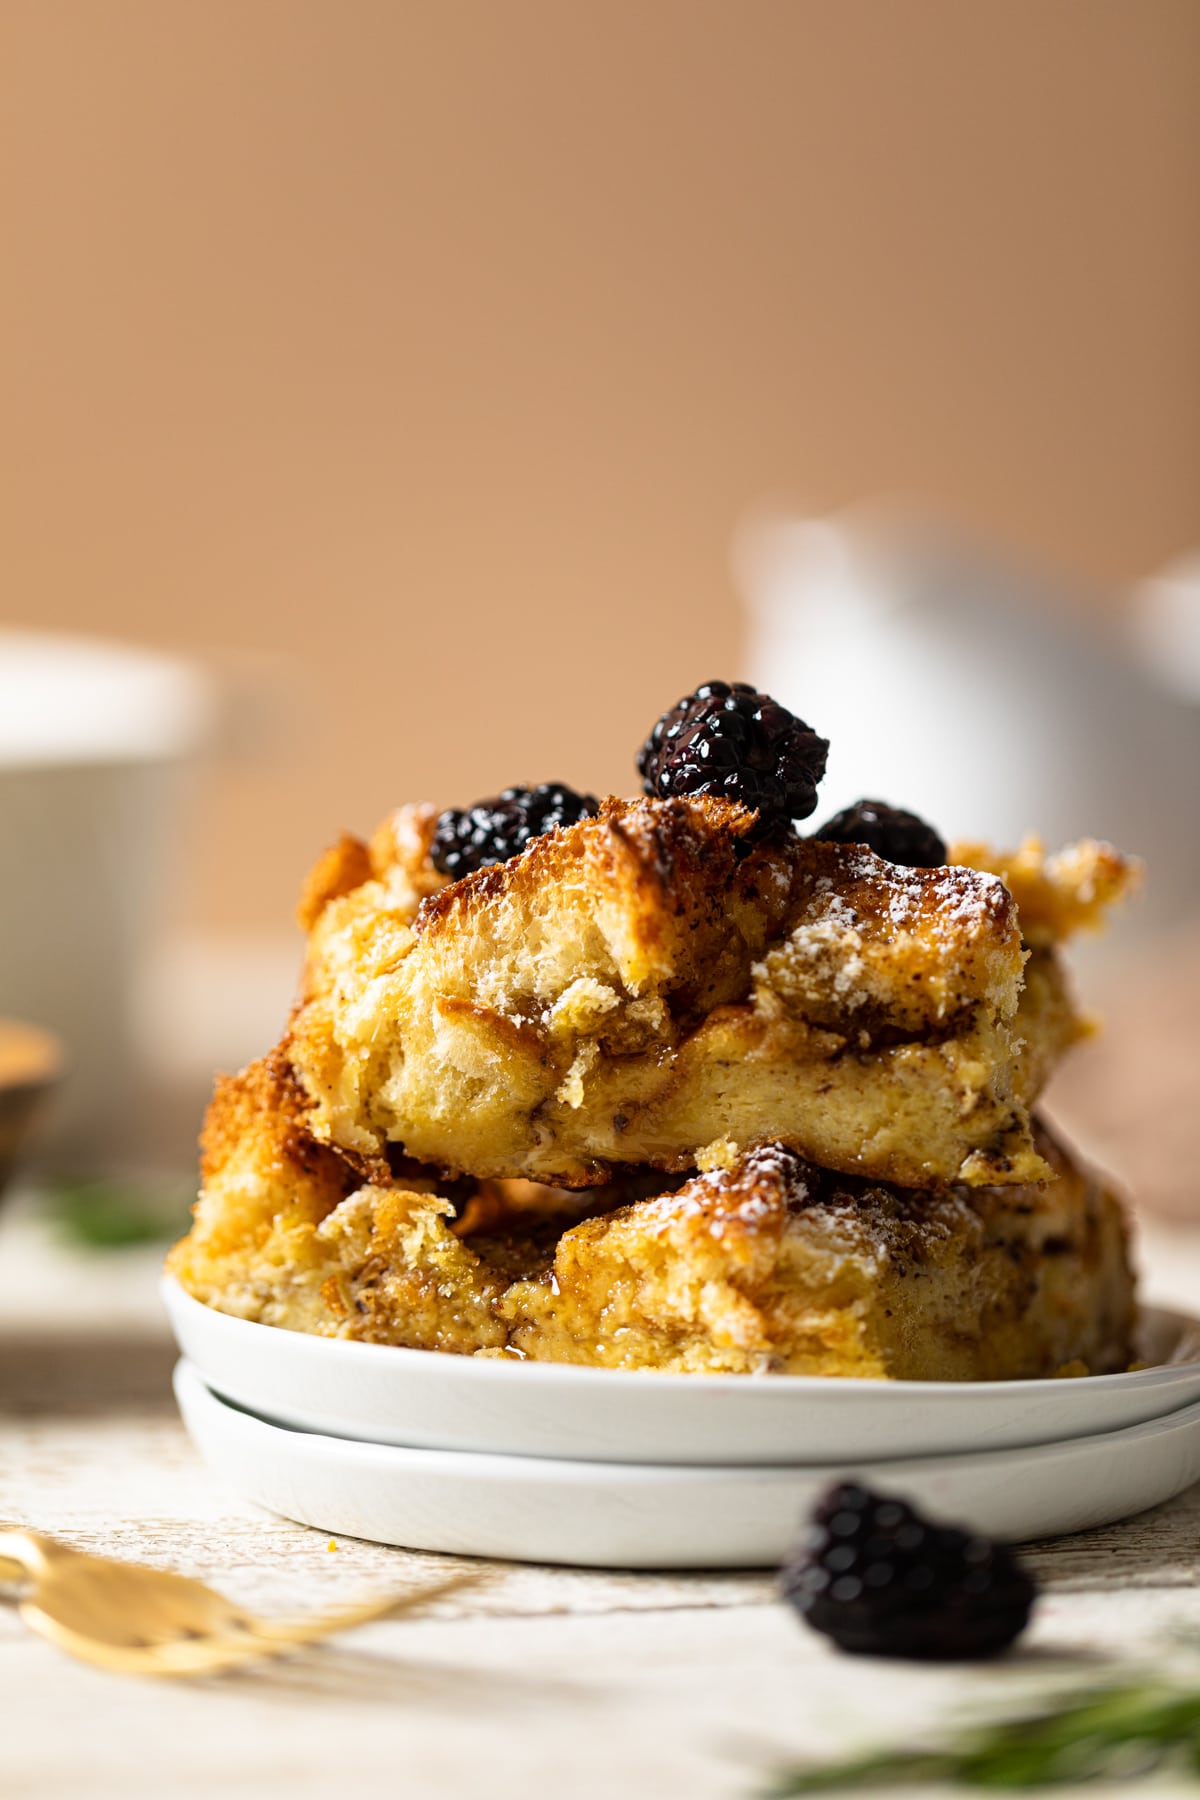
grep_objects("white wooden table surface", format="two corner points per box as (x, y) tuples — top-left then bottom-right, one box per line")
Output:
(3, 1198), (1200, 1800)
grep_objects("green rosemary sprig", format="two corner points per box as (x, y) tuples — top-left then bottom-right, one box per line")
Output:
(763, 1681), (1200, 1793)
(49, 1176), (193, 1248)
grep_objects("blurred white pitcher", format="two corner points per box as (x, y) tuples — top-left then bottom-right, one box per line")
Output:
(736, 506), (1200, 937)
(0, 631), (215, 1167)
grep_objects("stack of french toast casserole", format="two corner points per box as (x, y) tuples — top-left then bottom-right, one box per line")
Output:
(171, 682), (1140, 1383)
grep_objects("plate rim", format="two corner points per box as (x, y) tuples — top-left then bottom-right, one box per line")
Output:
(173, 1356), (1200, 1480)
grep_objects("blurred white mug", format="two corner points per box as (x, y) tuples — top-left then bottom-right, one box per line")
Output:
(0, 630), (215, 1169)
(736, 505), (1200, 943)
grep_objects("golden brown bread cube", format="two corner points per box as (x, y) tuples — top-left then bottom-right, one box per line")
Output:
(286, 795), (1081, 1189)
(502, 1132), (1134, 1378)
(950, 837), (1142, 947)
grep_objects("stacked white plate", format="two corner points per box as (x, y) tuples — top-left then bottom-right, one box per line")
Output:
(164, 1278), (1200, 1568)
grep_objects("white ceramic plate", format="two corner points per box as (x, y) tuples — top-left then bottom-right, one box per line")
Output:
(174, 1360), (1200, 1567)
(162, 1278), (1200, 1467)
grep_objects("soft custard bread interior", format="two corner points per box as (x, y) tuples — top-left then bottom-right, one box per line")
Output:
(168, 1055), (1135, 1379)
(287, 795), (1079, 1190)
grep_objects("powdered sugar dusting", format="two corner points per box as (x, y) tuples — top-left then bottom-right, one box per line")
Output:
(815, 844), (1012, 942)
(635, 1141), (810, 1240)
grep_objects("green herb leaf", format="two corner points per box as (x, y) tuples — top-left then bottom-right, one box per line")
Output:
(763, 1683), (1200, 1793)
(49, 1178), (192, 1249)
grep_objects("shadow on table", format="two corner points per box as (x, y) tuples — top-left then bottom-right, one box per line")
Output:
(208, 1641), (600, 1712)
(0, 1329), (177, 1416)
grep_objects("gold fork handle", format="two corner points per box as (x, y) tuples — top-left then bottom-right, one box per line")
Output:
(20, 1604), (298, 1678)
(0, 1529), (65, 1581)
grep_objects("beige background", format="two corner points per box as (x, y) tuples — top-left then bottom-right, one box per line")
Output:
(3, 0), (1198, 933)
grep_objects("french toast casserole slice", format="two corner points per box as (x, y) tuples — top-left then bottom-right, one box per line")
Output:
(168, 787), (1140, 1379)
(167, 1052), (1134, 1379)
(285, 796), (1135, 1191)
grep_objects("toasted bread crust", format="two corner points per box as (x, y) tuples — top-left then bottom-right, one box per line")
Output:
(294, 834), (374, 935)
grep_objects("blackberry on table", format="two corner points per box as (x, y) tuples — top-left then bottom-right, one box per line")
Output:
(780, 1482), (1036, 1660)
(636, 682), (828, 827)
(813, 798), (946, 868)
(431, 783), (599, 879)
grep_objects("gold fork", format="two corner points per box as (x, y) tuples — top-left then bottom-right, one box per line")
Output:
(0, 1528), (477, 1675)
